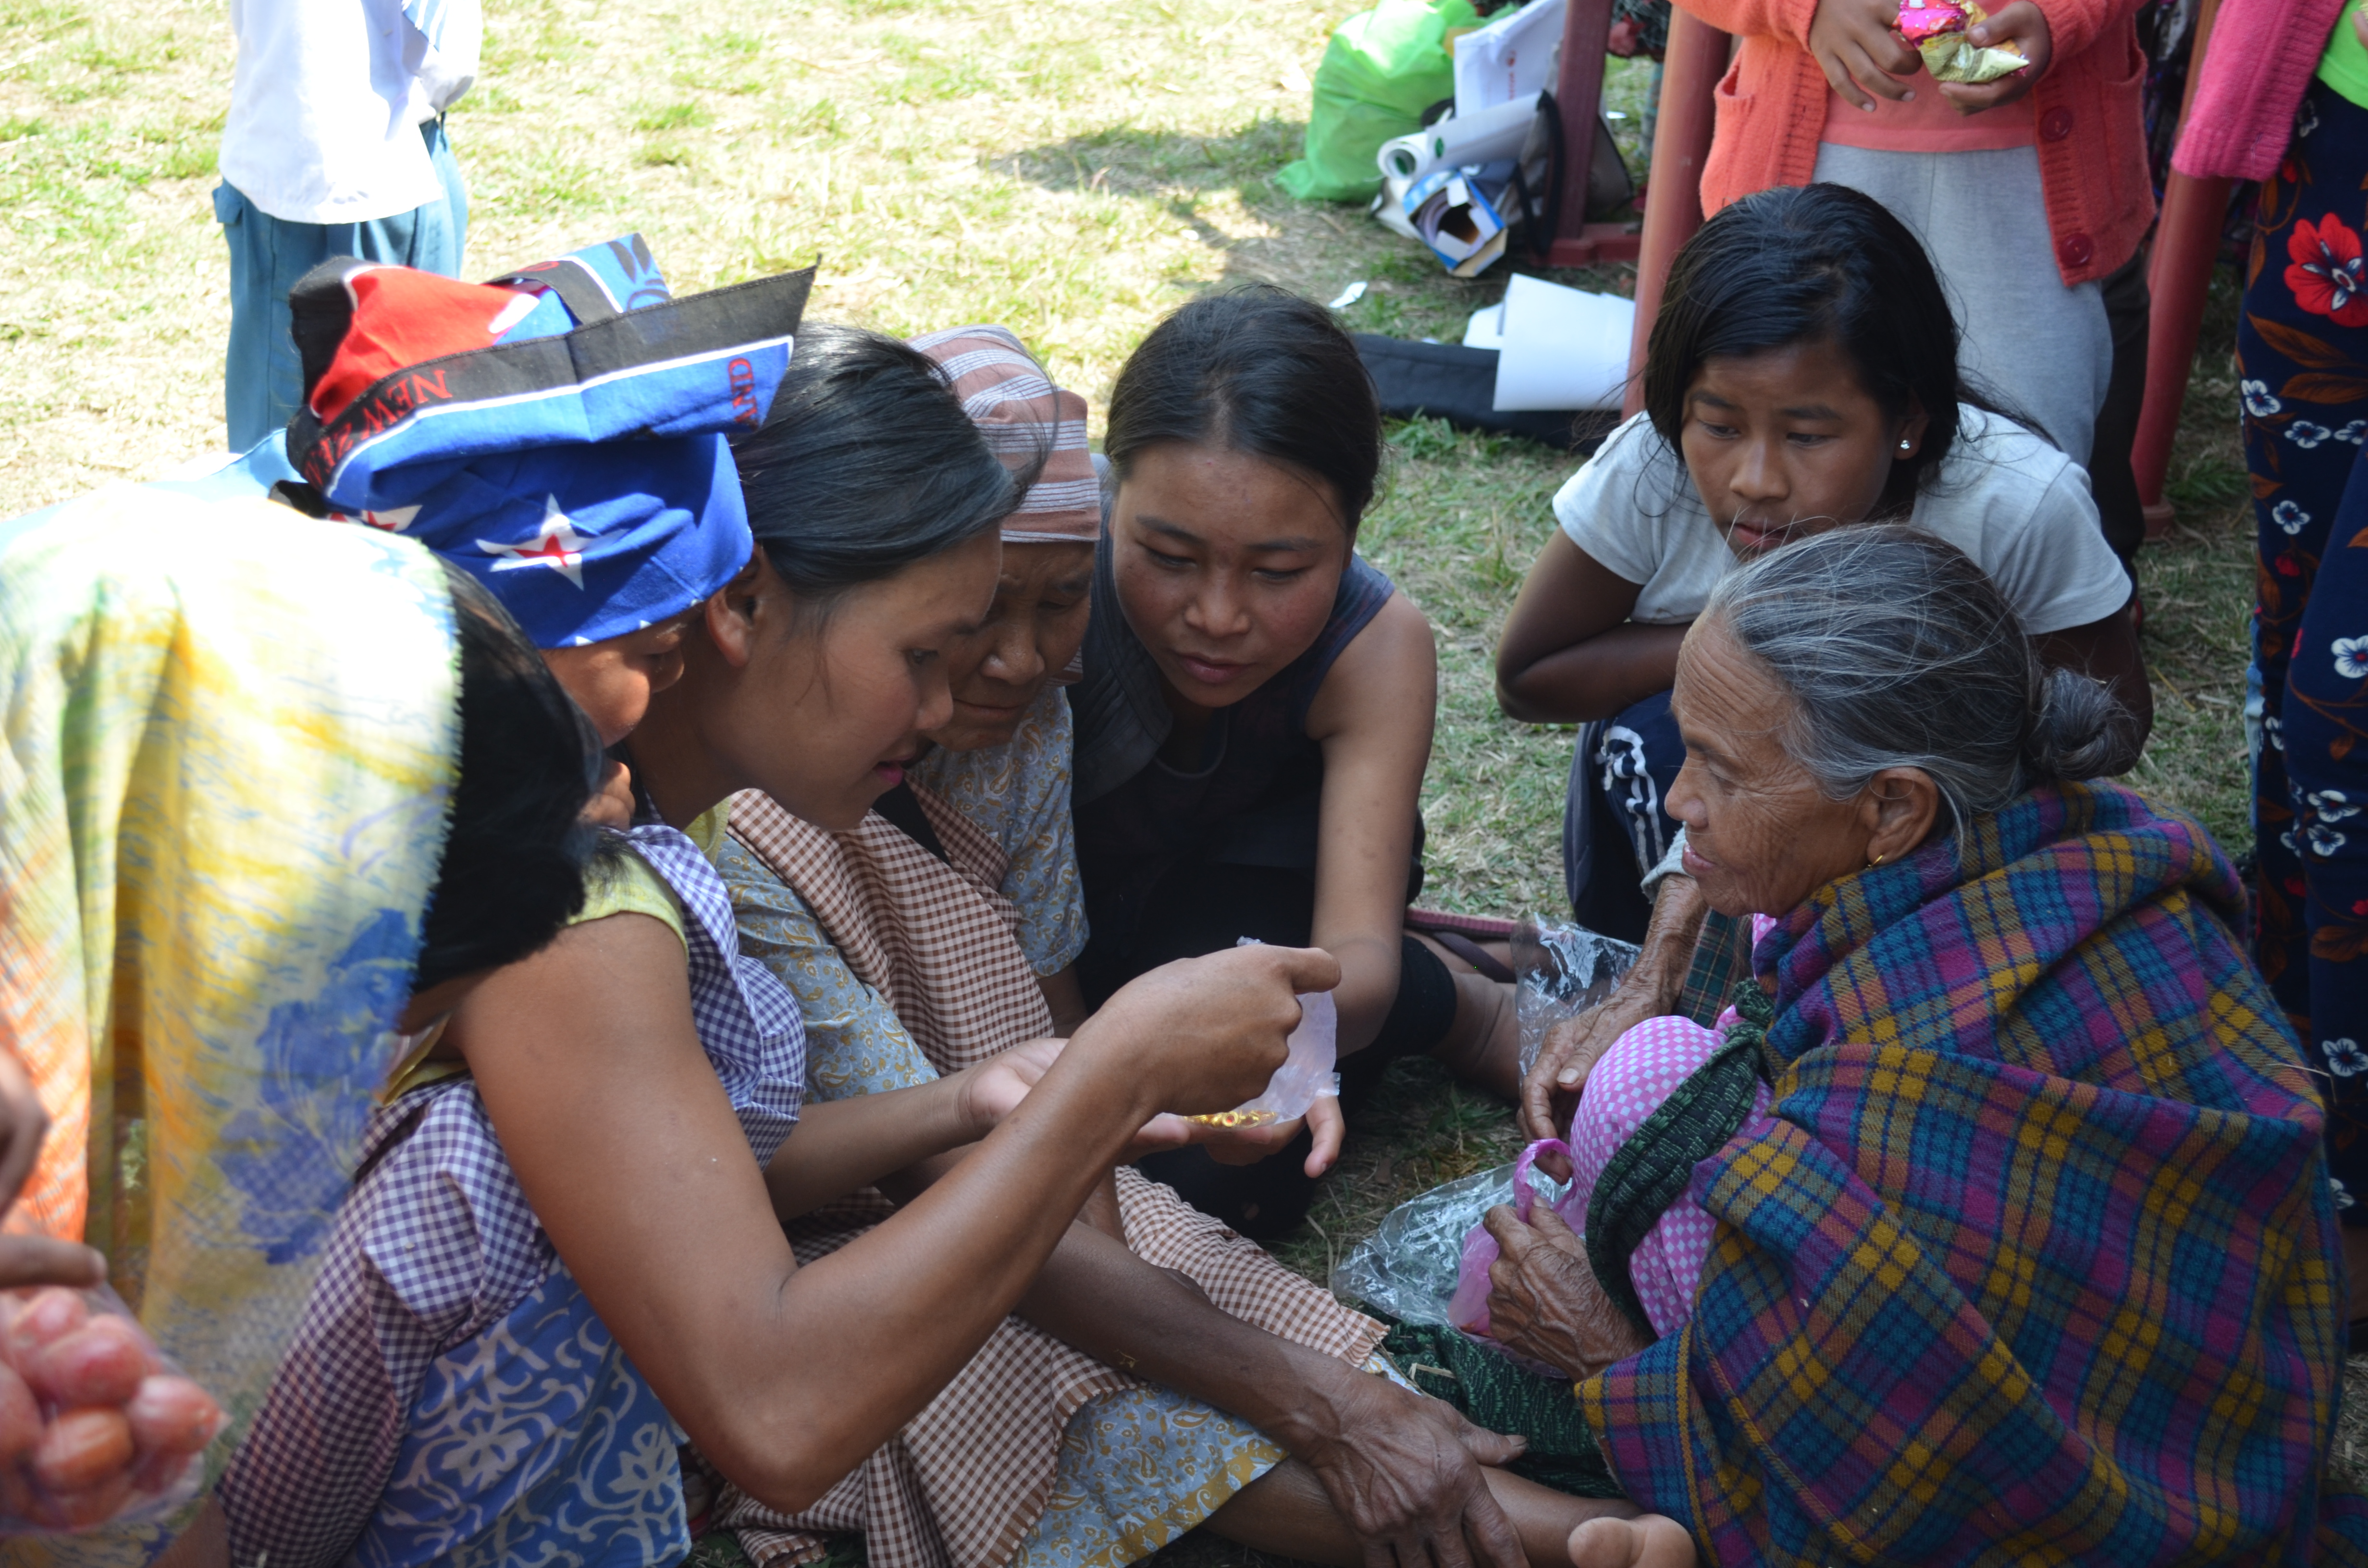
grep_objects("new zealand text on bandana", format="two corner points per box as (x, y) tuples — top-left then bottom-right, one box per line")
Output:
(285, 234), (812, 647)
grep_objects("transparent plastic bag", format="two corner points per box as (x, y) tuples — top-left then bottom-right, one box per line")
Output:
(1513, 917), (1639, 1080)
(1446, 1138), (1580, 1336)
(1213, 990), (1339, 1127)
(1188, 941), (1340, 1128)
(0, 1284), (225, 1531)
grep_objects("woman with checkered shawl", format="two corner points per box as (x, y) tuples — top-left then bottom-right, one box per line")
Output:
(1475, 527), (2368, 1567)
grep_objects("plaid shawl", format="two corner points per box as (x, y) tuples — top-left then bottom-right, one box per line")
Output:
(1581, 780), (2367, 1565)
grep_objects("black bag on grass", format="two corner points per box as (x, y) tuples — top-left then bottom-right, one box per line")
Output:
(1353, 334), (1617, 452)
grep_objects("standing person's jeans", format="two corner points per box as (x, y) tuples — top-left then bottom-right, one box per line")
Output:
(215, 119), (469, 451)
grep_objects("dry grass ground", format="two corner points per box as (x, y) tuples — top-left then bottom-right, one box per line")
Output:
(0, 0), (2282, 1554)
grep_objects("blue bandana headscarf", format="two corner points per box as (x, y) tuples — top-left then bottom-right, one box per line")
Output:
(283, 236), (812, 647)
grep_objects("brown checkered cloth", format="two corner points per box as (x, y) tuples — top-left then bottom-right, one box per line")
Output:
(717, 786), (1385, 1568)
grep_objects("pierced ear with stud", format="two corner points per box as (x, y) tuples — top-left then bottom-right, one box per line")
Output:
(1898, 439), (1912, 451)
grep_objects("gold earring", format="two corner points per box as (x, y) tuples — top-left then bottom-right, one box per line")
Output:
(1868, 851), (1887, 868)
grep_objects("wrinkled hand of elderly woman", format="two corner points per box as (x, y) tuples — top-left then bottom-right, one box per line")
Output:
(1520, 1001), (1653, 1177)
(1481, 1201), (1650, 1382)
(1283, 1370), (1531, 1568)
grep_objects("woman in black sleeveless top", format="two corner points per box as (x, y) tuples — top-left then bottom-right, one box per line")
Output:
(1073, 287), (1515, 1238)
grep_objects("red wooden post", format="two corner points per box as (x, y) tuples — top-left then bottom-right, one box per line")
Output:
(1622, 10), (1729, 416)
(1545, 0), (1645, 264)
(1553, 0), (1615, 219)
(2131, 0), (2229, 535)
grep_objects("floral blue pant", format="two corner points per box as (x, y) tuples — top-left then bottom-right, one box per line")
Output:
(2282, 452), (2368, 1219)
(2240, 80), (2368, 1223)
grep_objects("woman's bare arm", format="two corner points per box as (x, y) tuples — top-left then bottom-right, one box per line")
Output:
(454, 916), (1329, 1511)
(1305, 590), (1436, 1057)
(1495, 531), (1686, 724)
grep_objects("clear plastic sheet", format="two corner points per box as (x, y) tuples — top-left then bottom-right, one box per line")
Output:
(1194, 991), (1338, 1127)
(1335, 1157), (1569, 1322)
(1338, 1157), (1585, 1375)
(1335, 916), (1628, 1346)
(1336, 1160), (1586, 1377)
(1512, 918), (1640, 1081)
(1337, 1163), (1522, 1327)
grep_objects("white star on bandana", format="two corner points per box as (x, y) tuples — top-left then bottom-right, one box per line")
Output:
(332, 503), (422, 533)
(476, 496), (594, 588)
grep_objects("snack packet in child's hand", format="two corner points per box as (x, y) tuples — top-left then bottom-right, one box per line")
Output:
(1899, 0), (2030, 82)
(1895, 0), (1968, 42)
(0, 1285), (224, 1531)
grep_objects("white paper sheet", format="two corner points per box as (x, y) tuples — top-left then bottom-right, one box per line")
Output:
(1453, 0), (1566, 117)
(1463, 300), (1506, 351)
(1490, 273), (1635, 411)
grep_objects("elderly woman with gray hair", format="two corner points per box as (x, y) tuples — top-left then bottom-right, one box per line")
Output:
(1469, 527), (2368, 1566)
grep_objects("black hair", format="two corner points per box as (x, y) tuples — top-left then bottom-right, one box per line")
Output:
(411, 564), (604, 995)
(1641, 183), (2039, 497)
(1103, 285), (1381, 534)
(728, 322), (1017, 618)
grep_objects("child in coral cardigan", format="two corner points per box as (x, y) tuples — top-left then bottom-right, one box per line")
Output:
(1672, 0), (2153, 554)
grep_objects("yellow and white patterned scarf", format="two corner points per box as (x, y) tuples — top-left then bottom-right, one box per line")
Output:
(0, 487), (458, 1561)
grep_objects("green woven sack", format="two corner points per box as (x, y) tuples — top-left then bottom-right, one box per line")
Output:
(1277, 0), (1483, 203)
(1381, 1319), (1624, 1497)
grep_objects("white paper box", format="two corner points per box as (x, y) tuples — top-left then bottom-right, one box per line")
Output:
(1491, 273), (1635, 411)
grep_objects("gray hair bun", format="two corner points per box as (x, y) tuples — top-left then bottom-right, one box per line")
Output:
(2027, 666), (2122, 784)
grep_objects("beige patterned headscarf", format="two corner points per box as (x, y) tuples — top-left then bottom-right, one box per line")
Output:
(907, 324), (1098, 544)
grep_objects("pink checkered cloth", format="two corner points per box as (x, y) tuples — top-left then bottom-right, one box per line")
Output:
(1566, 913), (1778, 1339)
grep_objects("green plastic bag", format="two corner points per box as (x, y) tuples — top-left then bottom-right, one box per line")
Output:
(1278, 0), (1484, 203)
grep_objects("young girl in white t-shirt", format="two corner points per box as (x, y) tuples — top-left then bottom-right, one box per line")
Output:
(1495, 182), (2147, 941)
